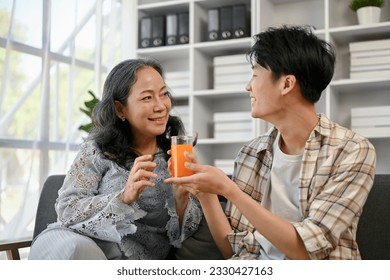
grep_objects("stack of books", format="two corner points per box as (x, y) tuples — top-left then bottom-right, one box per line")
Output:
(349, 39), (390, 79)
(165, 71), (190, 96)
(213, 54), (251, 90)
(213, 111), (252, 139)
(351, 106), (390, 138)
(214, 159), (234, 175)
(171, 104), (190, 132)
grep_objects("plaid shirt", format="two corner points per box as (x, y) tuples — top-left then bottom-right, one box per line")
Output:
(226, 114), (376, 260)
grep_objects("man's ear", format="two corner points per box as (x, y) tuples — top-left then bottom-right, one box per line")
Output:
(114, 100), (124, 119)
(281, 75), (297, 96)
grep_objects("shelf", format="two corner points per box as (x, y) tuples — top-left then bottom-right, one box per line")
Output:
(135, 0), (390, 173)
(138, 0), (189, 14)
(137, 44), (189, 60)
(194, 0), (251, 10)
(329, 22), (390, 45)
(330, 78), (390, 92)
(193, 37), (252, 55)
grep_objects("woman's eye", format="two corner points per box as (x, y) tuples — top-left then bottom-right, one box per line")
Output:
(142, 96), (152, 101)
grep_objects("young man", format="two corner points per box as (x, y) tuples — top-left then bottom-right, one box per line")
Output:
(164, 25), (376, 260)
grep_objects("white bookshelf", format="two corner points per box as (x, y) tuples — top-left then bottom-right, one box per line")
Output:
(135, 0), (390, 174)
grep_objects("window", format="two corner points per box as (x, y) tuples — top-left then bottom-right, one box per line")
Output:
(0, 0), (135, 251)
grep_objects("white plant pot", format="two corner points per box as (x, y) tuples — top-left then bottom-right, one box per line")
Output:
(357, 6), (381, 25)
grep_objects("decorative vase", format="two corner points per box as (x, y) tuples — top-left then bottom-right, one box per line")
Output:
(357, 6), (381, 25)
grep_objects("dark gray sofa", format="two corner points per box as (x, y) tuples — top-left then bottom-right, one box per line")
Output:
(1, 174), (389, 260)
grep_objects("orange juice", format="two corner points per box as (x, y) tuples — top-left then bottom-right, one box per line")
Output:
(171, 143), (193, 177)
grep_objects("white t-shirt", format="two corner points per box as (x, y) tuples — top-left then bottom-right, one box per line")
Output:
(255, 132), (303, 260)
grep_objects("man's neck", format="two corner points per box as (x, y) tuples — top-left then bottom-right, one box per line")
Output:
(274, 111), (319, 155)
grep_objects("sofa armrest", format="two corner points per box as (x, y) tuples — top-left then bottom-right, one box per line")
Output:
(0, 240), (32, 260)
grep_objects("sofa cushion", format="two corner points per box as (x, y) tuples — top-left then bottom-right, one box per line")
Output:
(174, 201), (225, 260)
(356, 174), (390, 260)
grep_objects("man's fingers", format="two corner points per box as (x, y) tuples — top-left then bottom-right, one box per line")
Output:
(184, 151), (199, 164)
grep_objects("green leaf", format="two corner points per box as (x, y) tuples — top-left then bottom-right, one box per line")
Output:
(79, 90), (100, 133)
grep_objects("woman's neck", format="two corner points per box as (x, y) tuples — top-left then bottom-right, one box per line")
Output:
(131, 138), (159, 156)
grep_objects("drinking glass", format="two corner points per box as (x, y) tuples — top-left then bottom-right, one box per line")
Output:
(171, 135), (194, 177)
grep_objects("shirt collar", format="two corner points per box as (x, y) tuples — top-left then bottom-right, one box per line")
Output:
(255, 113), (334, 153)
(309, 113), (333, 141)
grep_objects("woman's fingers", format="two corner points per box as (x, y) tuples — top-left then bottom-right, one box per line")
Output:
(137, 169), (157, 181)
(133, 159), (156, 173)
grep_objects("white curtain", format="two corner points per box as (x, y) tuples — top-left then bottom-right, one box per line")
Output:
(0, 0), (136, 258)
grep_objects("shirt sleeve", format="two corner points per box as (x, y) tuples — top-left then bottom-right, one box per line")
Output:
(293, 136), (376, 259)
(165, 195), (203, 248)
(54, 141), (147, 243)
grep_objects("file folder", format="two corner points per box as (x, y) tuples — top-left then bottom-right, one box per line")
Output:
(152, 15), (165, 47)
(166, 13), (178, 45)
(178, 12), (189, 44)
(208, 8), (219, 41)
(139, 16), (152, 48)
(233, 4), (249, 38)
(220, 6), (233, 40)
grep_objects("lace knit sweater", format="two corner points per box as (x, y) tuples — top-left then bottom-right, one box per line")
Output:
(48, 140), (202, 259)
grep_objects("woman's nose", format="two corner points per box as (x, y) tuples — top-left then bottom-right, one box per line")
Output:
(154, 99), (166, 111)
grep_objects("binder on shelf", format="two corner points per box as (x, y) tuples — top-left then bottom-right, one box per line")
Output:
(232, 4), (249, 39)
(178, 12), (189, 44)
(220, 6), (233, 40)
(152, 15), (165, 47)
(208, 8), (220, 41)
(139, 17), (152, 48)
(166, 14), (178, 46)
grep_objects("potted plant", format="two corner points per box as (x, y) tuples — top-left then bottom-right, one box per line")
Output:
(79, 90), (100, 133)
(350, 0), (385, 25)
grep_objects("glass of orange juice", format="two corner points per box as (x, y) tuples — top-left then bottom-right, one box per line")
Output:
(171, 135), (194, 177)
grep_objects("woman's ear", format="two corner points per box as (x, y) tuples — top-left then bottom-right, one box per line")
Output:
(114, 100), (124, 119)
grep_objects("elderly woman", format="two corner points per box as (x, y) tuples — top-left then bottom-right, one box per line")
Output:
(29, 58), (202, 260)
